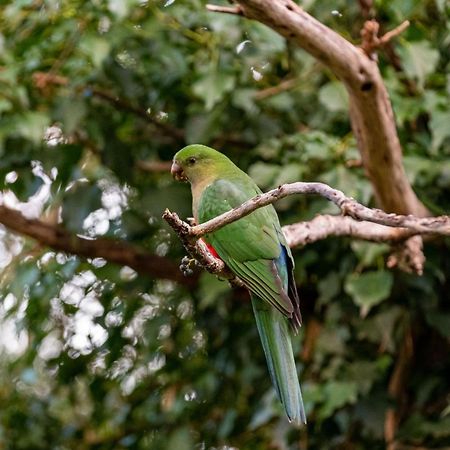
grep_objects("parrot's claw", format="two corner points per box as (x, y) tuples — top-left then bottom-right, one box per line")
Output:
(179, 256), (197, 276)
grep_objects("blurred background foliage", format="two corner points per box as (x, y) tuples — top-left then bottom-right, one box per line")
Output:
(0, 0), (449, 448)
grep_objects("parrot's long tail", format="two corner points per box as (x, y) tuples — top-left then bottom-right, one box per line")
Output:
(251, 295), (306, 425)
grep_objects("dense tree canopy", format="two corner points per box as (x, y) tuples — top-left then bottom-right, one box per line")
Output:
(0, 0), (449, 448)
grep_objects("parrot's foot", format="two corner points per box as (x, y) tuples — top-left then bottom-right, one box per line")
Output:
(179, 255), (198, 276)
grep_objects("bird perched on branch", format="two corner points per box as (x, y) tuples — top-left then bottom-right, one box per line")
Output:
(171, 144), (305, 425)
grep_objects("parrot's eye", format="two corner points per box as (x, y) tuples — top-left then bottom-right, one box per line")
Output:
(187, 157), (197, 165)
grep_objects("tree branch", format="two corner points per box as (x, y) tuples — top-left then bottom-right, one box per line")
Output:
(2, 180), (443, 290)
(136, 160), (172, 173)
(163, 181), (449, 280)
(205, 4), (243, 15)
(0, 205), (195, 287)
(254, 77), (300, 100)
(182, 182), (449, 238)
(32, 71), (185, 141)
(379, 20), (410, 46)
(385, 324), (415, 450)
(282, 215), (417, 247)
(87, 86), (185, 140)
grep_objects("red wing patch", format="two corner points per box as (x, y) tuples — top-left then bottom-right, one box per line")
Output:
(201, 239), (221, 260)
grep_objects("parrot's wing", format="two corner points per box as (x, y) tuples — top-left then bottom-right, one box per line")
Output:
(198, 179), (297, 319)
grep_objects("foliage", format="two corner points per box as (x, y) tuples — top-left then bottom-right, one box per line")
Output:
(0, 0), (449, 449)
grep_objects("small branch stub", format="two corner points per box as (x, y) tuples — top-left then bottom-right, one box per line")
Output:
(361, 19), (410, 58)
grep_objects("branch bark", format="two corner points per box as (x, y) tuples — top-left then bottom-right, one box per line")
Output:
(163, 181), (449, 280)
(1, 181), (445, 289)
(0, 205), (195, 287)
(136, 160), (172, 173)
(385, 324), (415, 450)
(282, 215), (417, 247)
(183, 182), (449, 238)
(360, 19), (410, 58)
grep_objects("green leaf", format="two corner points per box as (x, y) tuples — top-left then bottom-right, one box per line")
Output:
(9, 263), (40, 299)
(356, 307), (403, 352)
(48, 143), (83, 186)
(15, 112), (50, 144)
(121, 210), (154, 240)
(350, 242), (390, 268)
(192, 71), (235, 110)
(57, 98), (87, 134)
(400, 415), (450, 440)
(318, 381), (358, 420)
(322, 166), (372, 205)
(273, 163), (302, 186)
(249, 391), (278, 429)
(61, 182), (103, 232)
(107, 0), (134, 19)
(422, 416), (450, 438)
(317, 271), (341, 304)
(399, 40), (440, 88)
(344, 360), (382, 395)
(425, 311), (450, 338)
(345, 270), (393, 315)
(318, 81), (348, 112)
(80, 35), (111, 68)
(232, 88), (259, 114)
(248, 162), (280, 188)
(166, 427), (193, 450)
(198, 273), (229, 310)
(429, 109), (450, 152)
(0, 98), (12, 113)
(184, 111), (221, 144)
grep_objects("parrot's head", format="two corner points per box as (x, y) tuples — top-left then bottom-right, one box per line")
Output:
(171, 144), (233, 185)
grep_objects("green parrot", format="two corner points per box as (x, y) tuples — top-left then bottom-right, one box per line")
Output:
(171, 144), (306, 424)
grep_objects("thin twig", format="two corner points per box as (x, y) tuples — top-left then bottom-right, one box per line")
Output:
(206, 4), (243, 15)
(254, 77), (299, 100)
(136, 160), (172, 173)
(361, 19), (410, 57)
(88, 87), (184, 140)
(32, 71), (185, 141)
(380, 20), (410, 46)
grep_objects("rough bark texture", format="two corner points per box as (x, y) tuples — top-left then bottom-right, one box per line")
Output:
(163, 181), (449, 282)
(232, 0), (428, 217)
(0, 205), (195, 287)
(184, 182), (449, 238)
(283, 215), (417, 247)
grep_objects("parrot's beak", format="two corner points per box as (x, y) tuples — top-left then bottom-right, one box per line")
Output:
(170, 160), (187, 181)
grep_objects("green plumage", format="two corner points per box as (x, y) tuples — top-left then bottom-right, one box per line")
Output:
(172, 144), (306, 424)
